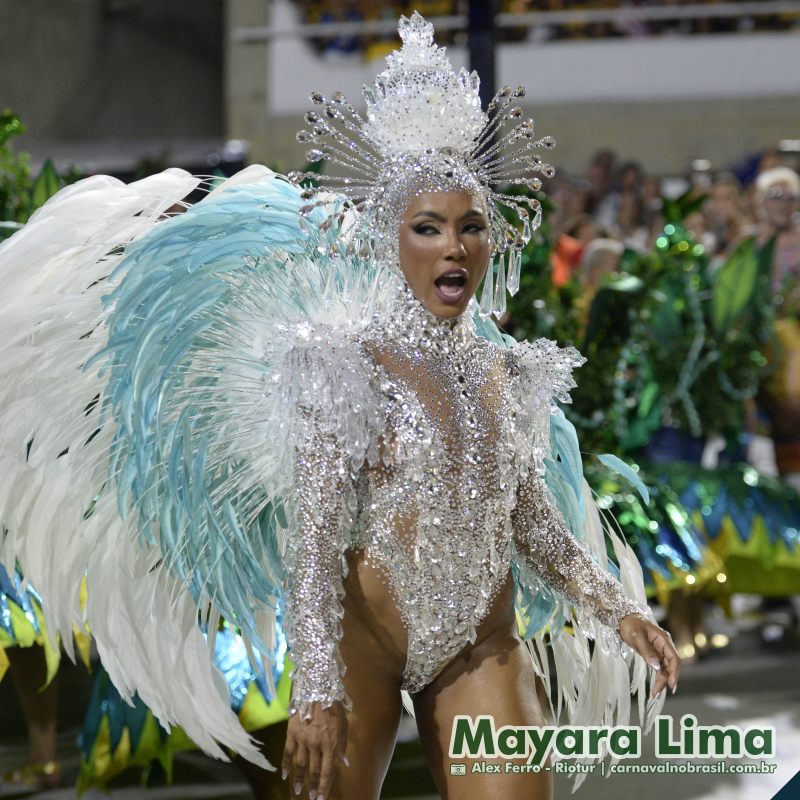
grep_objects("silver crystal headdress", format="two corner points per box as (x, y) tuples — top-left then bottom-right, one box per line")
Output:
(289, 12), (556, 318)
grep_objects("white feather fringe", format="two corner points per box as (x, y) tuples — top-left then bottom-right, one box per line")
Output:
(0, 168), (269, 766)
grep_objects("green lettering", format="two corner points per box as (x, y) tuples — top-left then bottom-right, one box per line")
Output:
(682, 715), (696, 754)
(555, 728), (583, 756)
(525, 727), (554, 766)
(699, 728), (739, 756)
(657, 716), (681, 755)
(610, 728), (638, 756)
(450, 716), (495, 758)
(589, 728), (608, 755)
(498, 727), (526, 756)
(744, 729), (773, 756)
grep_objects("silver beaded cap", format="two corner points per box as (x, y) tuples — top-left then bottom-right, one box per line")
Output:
(289, 12), (556, 318)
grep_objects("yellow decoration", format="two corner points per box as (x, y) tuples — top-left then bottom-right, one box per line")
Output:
(238, 658), (293, 731)
(31, 602), (62, 685)
(649, 544), (724, 609)
(706, 513), (800, 596)
(8, 603), (36, 648)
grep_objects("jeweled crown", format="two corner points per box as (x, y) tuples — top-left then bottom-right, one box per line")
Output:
(290, 12), (556, 318)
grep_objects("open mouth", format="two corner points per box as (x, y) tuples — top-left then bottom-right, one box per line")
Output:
(434, 269), (468, 303)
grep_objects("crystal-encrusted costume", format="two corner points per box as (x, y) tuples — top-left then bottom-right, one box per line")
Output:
(0, 164), (659, 771)
(285, 280), (644, 715)
(0, 14), (663, 774)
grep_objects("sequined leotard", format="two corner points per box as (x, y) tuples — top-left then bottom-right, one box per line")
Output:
(284, 281), (644, 718)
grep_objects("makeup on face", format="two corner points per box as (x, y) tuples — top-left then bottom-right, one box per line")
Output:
(398, 192), (491, 319)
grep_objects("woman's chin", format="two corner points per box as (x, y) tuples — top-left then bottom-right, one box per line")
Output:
(426, 297), (470, 319)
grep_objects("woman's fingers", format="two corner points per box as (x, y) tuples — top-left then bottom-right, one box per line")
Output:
(633, 627), (662, 670)
(621, 615), (682, 699)
(651, 626), (681, 691)
(308, 745), (322, 799)
(283, 700), (348, 797)
(650, 666), (668, 698)
(317, 749), (335, 800)
(633, 622), (681, 699)
(281, 733), (295, 782)
(292, 743), (308, 796)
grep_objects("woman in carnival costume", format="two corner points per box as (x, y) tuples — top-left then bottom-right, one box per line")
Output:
(0, 14), (679, 800)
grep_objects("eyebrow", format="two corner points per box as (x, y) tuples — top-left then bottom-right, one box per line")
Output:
(412, 209), (486, 222)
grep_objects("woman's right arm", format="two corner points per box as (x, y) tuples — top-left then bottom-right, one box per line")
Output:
(282, 419), (353, 799)
(278, 332), (385, 798)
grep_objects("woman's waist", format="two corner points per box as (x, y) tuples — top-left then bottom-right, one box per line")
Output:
(342, 548), (516, 667)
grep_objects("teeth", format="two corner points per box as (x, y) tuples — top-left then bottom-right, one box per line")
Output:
(436, 272), (466, 288)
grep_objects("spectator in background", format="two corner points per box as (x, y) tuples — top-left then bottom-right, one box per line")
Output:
(572, 237), (624, 325)
(641, 175), (664, 226)
(547, 175), (590, 240)
(299, 0), (800, 49)
(756, 167), (800, 304)
(754, 167), (800, 491)
(551, 213), (612, 287)
(585, 149), (617, 217)
(614, 189), (651, 252)
(317, 0), (365, 57)
(619, 160), (645, 193)
(684, 208), (716, 255)
(595, 160), (644, 230)
(579, 238), (624, 296)
(563, 212), (603, 243)
(702, 173), (756, 265)
(758, 146), (785, 176)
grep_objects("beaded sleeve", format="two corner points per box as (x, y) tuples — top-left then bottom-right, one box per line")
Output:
(284, 419), (354, 719)
(511, 472), (646, 634)
(277, 330), (385, 719)
(508, 338), (646, 637)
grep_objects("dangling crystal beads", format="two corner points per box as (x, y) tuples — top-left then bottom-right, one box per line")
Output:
(532, 204), (542, 231)
(507, 247), (521, 296)
(479, 259), (494, 318)
(493, 251), (507, 317)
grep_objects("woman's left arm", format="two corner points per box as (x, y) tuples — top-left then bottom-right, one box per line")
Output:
(511, 471), (680, 698)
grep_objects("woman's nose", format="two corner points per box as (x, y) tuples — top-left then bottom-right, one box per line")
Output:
(444, 230), (467, 261)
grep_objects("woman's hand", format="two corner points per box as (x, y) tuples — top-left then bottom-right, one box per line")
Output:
(618, 613), (681, 699)
(282, 700), (348, 799)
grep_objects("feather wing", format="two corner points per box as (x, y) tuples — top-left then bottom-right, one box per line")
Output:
(0, 166), (390, 764)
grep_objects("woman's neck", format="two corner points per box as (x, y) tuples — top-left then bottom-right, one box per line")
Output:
(376, 277), (476, 351)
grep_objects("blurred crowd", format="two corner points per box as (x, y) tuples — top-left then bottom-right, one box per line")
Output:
(547, 147), (800, 306)
(297, 0), (800, 56)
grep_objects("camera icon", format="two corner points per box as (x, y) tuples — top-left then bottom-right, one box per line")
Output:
(450, 764), (467, 776)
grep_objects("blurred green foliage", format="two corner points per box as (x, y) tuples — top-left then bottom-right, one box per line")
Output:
(0, 110), (81, 241)
(506, 188), (777, 456)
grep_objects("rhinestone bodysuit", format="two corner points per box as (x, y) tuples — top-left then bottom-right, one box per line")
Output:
(285, 282), (644, 718)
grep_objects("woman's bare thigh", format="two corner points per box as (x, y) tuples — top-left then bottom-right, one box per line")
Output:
(329, 602), (404, 800)
(412, 629), (553, 800)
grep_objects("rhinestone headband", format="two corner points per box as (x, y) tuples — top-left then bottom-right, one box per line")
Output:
(289, 11), (556, 318)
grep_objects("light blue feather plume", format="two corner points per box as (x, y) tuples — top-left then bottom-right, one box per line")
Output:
(597, 453), (651, 505)
(94, 175), (345, 662)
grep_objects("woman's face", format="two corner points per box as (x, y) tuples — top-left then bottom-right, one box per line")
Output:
(398, 191), (491, 319)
